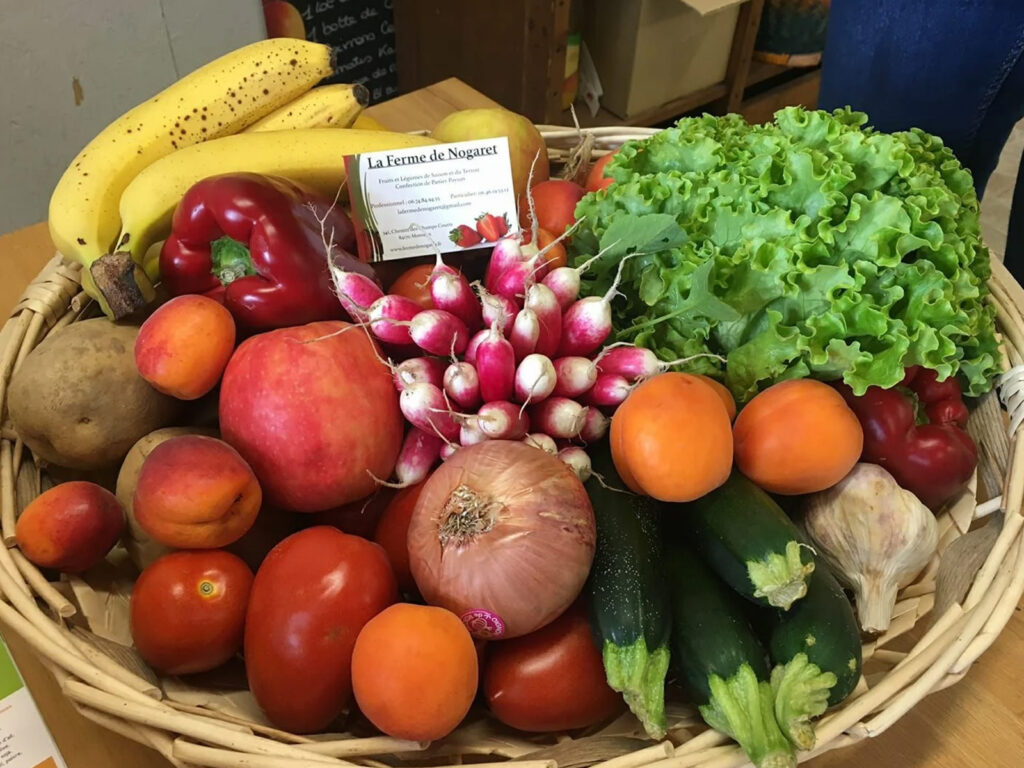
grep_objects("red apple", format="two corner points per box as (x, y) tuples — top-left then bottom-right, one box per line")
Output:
(219, 321), (403, 513)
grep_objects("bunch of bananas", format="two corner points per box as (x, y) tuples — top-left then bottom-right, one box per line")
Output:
(49, 39), (436, 318)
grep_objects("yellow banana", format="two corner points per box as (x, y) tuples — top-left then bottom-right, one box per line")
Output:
(116, 128), (438, 267)
(245, 83), (368, 131)
(351, 113), (390, 132)
(48, 39), (336, 316)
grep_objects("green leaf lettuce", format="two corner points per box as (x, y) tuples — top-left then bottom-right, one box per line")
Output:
(572, 107), (1001, 401)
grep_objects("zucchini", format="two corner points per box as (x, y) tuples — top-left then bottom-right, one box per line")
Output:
(585, 441), (671, 739)
(763, 563), (863, 750)
(682, 472), (814, 610)
(664, 537), (796, 768)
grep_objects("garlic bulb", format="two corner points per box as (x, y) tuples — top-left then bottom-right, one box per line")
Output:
(804, 463), (938, 633)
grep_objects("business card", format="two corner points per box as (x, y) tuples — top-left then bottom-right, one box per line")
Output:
(0, 635), (66, 768)
(345, 137), (519, 262)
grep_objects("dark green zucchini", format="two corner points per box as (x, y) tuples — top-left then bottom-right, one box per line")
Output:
(764, 563), (863, 750)
(664, 537), (796, 768)
(682, 472), (814, 610)
(585, 441), (671, 739)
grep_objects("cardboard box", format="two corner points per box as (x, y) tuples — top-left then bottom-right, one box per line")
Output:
(582, 0), (744, 120)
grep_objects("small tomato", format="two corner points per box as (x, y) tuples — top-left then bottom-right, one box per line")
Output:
(389, 264), (434, 309)
(585, 152), (617, 192)
(519, 180), (585, 237)
(130, 550), (253, 675)
(484, 602), (623, 732)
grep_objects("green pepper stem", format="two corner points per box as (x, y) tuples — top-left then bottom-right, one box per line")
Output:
(602, 638), (669, 740)
(699, 665), (797, 768)
(747, 540), (815, 610)
(210, 236), (257, 285)
(770, 653), (837, 750)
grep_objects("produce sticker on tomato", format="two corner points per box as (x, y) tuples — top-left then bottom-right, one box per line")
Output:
(344, 138), (519, 262)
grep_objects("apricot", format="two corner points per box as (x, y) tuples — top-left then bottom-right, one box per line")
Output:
(16, 482), (125, 572)
(135, 295), (236, 400)
(134, 435), (261, 548)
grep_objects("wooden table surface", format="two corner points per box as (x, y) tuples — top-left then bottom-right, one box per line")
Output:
(2, 78), (1023, 768)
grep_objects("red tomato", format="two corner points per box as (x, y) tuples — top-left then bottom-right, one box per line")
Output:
(245, 526), (397, 733)
(389, 264), (434, 309)
(585, 152), (617, 192)
(519, 180), (586, 237)
(484, 602), (623, 732)
(130, 550), (253, 675)
(373, 481), (425, 594)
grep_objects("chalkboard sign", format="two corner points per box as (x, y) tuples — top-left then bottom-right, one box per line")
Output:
(264, 0), (398, 104)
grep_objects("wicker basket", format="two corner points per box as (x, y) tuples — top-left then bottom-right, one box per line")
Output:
(2, 126), (1024, 768)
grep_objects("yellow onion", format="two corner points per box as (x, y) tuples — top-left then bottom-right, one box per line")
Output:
(408, 441), (595, 639)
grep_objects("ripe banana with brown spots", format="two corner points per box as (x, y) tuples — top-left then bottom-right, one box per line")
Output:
(48, 39), (337, 317)
(245, 83), (369, 131)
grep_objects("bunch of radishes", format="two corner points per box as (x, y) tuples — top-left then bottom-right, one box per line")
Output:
(332, 232), (679, 487)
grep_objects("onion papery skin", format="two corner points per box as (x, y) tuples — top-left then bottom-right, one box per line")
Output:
(408, 440), (596, 639)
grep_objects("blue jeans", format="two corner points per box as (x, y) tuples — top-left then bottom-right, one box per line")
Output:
(818, 1), (1024, 277)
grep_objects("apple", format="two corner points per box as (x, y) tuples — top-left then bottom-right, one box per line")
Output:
(219, 321), (402, 513)
(432, 109), (549, 202)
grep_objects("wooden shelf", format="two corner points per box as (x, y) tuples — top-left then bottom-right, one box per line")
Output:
(556, 81), (731, 129)
(395, 0), (821, 130)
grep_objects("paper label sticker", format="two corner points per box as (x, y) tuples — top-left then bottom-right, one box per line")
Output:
(346, 137), (519, 262)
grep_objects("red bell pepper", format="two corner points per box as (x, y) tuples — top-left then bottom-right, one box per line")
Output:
(834, 366), (977, 509)
(160, 173), (377, 330)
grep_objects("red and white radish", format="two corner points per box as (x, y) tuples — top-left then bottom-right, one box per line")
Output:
(393, 356), (446, 392)
(409, 309), (469, 356)
(440, 442), (459, 461)
(541, 250), (608, 309)
(428, 253), (482, 329)
(557, 257), (633, 357)
(558, 446), (593, 482)
(579, 406), (610, 443)
(332, 270), (383, 323)
(460, 418), (488, 446)
(551, 356), (598, 398)
(510, 308), (540, 361)
(523, 433), (558, 455)
(477, 401), (529, 440)
(475, 322), (516, 403)
(485, 236), (526, 293)
(368, 294), (420, 346)
(494, 253), (548, 302)
(584, 372), (634, 408)
(399, 382), (460, 441)
(594, 344), (721, 382)
(444, 361), (481, 410)
(465, 328), (488, 365)
(529, 397), (588, 439)
(477, 284), (517, 338)
(514, 353), (556, 404)
(393, 428), (444, 486)
(525, 283), (561, 357)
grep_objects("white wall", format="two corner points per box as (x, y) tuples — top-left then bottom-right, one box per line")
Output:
(0, 0), (267, 234)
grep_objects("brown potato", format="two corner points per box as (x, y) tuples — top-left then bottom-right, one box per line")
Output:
(8, 319), (180, 470)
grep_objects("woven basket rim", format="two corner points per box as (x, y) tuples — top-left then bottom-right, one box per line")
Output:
(2, 126), (1024, 768)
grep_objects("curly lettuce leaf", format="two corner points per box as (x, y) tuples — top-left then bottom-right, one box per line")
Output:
(572, 107), (1001, 401)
